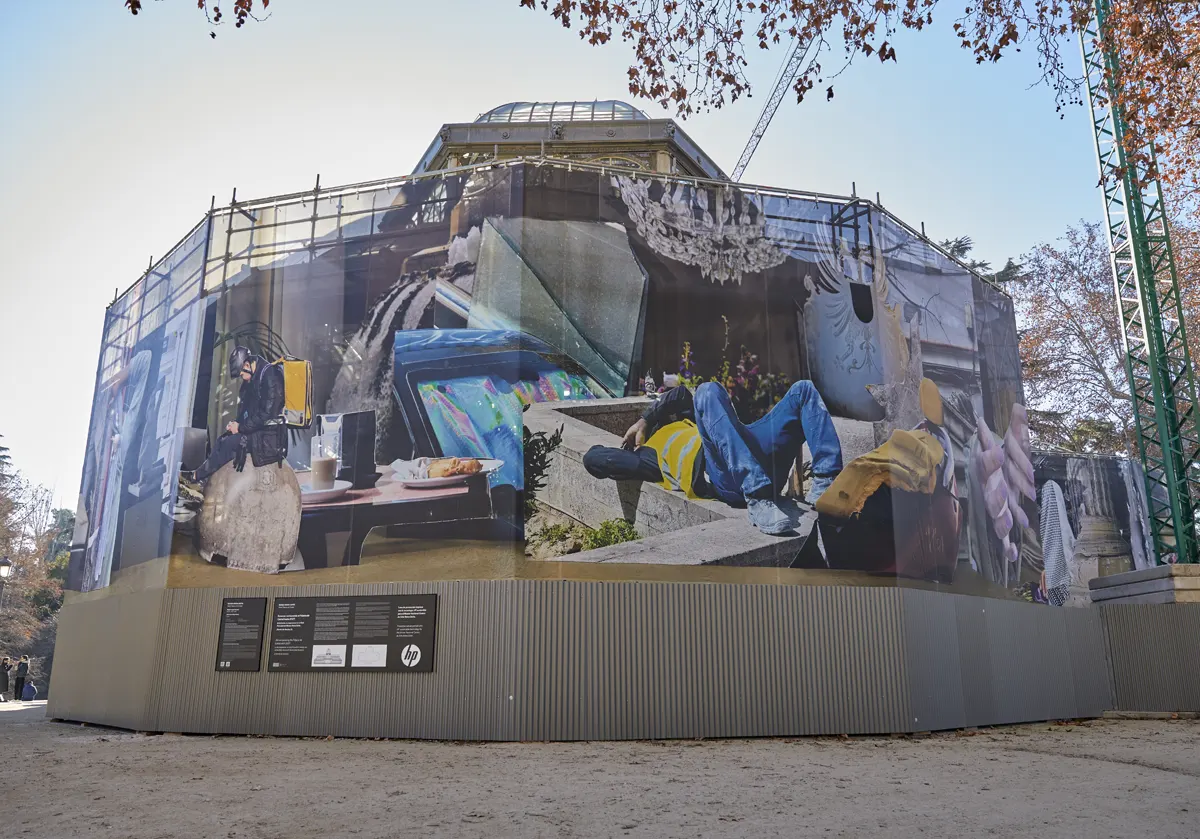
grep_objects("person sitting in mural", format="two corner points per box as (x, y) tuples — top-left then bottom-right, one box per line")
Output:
(186, 346), (288, 485)
(582, 380), (844, 536)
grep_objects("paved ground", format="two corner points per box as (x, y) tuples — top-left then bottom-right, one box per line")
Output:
(2, 702), (1197, 838)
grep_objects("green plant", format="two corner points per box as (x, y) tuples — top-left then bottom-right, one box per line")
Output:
(46, 550), (70, 585)
(581, 518), (640, 551)
(678, 317), (792, 423)
(522, 416), (564, 522)
(26, 580), (63, 621)
(45, 509), (74, 564)
(528, 522), (576, 549)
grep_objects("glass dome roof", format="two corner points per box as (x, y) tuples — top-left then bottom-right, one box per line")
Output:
(475, 101), (648, 124)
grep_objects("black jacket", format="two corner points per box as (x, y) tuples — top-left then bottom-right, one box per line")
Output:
(238, 358), (288, 467)
(15, 661), (28, 678)
(641, 385), (698, 429)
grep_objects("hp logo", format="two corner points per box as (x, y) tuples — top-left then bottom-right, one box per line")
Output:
(400, 644), (422, 668)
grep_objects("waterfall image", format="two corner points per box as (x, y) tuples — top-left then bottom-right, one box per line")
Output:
(325, 274), (437, 462)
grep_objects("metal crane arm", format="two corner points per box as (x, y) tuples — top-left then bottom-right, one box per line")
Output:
(731, 38), (815, 182)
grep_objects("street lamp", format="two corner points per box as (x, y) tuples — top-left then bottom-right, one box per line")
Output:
(0, 557), (11, 611)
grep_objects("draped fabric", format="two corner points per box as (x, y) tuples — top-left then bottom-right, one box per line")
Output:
(1039, 480), (1076, 607)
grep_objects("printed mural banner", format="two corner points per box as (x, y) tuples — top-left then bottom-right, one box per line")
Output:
(66, 161), (1151, 603)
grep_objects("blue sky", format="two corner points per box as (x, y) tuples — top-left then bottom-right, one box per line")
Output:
(0, 0), (1100, 500)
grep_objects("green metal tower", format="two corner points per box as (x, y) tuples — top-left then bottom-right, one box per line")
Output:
(1082, 0), (1200, 564)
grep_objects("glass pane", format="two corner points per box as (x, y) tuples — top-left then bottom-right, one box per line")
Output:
(469, 216), (647, 395)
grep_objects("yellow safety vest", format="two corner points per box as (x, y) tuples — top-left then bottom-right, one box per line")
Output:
(644, 420), (703, 499)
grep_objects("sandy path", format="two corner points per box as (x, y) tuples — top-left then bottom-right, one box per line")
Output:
(3, 703), (1197, 838)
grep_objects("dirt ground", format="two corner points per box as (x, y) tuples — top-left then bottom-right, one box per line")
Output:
(2, 703), (1197, 839)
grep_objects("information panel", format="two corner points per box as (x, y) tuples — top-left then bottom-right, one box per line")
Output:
(216, 598), (267, 672)
(268, 594), (438, 672)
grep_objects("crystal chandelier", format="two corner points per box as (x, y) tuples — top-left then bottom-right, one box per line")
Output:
(613, 175), (786, 285)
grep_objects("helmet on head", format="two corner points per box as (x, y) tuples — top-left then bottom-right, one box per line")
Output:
(227, 345), (253, 380)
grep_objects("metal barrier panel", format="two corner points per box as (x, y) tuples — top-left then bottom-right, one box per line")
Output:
(1101, 604), (1200, 712)
(47, 588), (168, 730)
(902, 590), (1111, 730)
(48, 581), (1131, 739)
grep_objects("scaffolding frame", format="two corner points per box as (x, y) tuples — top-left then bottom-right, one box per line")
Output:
(1082, 0), (1200, 563)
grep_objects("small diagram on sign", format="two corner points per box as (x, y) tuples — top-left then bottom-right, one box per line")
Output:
(400, 644), (422, 668)
(351, 644), (388, 668)
(311, 645), (346, 667)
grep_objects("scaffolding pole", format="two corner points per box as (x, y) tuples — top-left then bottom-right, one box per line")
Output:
(1082, 0), (1200, 563)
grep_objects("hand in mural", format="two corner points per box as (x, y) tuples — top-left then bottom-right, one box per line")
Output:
(976, 417), (1016, 563)
(975, 404), (1037, 565)
(1002, 403), (1036, 524)
(622, 418), (648, 451)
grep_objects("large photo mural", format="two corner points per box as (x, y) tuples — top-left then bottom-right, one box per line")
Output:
(66, 160), (1144, 602)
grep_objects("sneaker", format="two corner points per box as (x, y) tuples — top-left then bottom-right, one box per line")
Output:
(175, 471), (205, 519)
(806, 474), (837, 505)
(747, 496), (799, 536)
(178, 469), (203, 490)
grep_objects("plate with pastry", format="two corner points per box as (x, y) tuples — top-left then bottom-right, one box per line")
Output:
(390, 456), (503, 488)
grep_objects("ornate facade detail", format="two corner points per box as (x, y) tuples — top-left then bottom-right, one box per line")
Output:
(584, 154), (649, 171)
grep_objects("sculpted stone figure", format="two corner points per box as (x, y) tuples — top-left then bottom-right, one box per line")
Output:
(197, 458), (301, 573)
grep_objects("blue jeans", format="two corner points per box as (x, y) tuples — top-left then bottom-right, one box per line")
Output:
(583, 445), (663, 484)
(693, 381), (843, 507)
(195, 433), (247, 483)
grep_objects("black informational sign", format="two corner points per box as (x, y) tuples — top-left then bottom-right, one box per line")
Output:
(216, 598), (267, 672)
(267, 594), (438, 673)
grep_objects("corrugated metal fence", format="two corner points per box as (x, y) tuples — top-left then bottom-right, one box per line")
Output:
(49, 580), (1194, 739)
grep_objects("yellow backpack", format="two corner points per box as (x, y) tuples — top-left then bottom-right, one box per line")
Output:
(274, 357), (313, 429)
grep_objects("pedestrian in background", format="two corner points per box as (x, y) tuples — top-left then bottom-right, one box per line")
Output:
(0, 658), (10, 701)
(12, 657), (29, 703)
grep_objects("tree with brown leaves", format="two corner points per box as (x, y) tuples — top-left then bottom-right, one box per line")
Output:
(1012, 222), (1134, 455)
(518, 1), (1199, 194)
(0, 459), (69, 695)
(125, 1), (267, 32)
(1008, 217), (1200, 456)
(1099, 5), (1200, 199)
